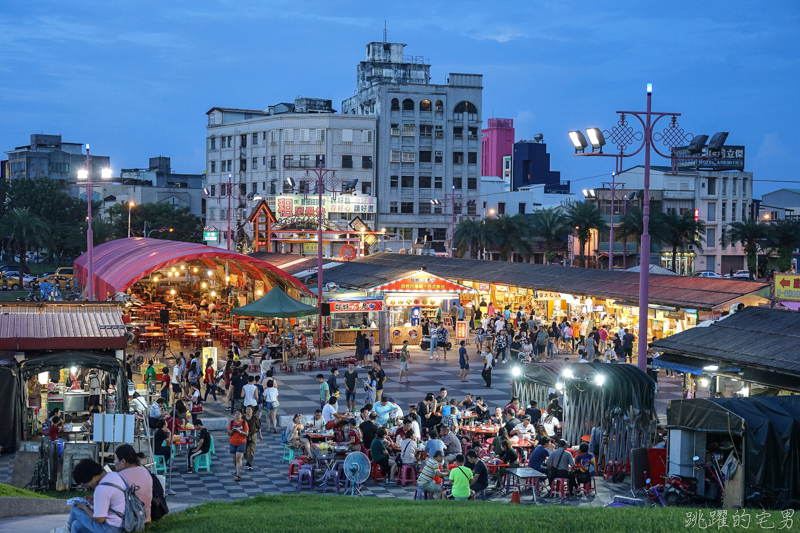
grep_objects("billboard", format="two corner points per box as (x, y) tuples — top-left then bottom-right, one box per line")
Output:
(203, 230), (219, 242)
(775, 274), (800, 302)
(275, 195), (376, 221)
(673, 146), (745, 171)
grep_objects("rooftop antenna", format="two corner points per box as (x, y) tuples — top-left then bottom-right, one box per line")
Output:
(383, 20), (387, 43)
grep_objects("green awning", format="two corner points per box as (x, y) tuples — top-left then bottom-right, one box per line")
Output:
(231, 286), (318, 318)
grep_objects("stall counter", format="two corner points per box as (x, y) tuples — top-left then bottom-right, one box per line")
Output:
(332, 328), (380, 346)
(388, 326), (422, 346)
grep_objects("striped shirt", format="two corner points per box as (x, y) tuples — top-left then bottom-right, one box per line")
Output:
(418, 457), (441, 484)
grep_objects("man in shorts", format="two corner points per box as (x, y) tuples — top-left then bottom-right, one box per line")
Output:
(398, 341), (411, 383)
(343, 362), (359, 412)
(417, 449), (447, 499)
(458, 340), (469, 382)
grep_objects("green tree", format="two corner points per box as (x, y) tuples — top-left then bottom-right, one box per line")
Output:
(104, 202), (203, 243)
(529, 208), (570, 264)
(766, 218), (800, 272)
(454, 218), (493, 259)
(485, 214), (533, 261)
(616, 208), (670, 267)
(565, 201), (608, 268)
(661, 211), (706, 273)
(0, 208), (52, 287)
(721, 218), (769, 279)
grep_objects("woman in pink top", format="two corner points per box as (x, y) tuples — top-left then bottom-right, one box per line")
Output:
(598, 326), (609, 353)
(114, 444), (153, 522)
(487, 302), (495, 316)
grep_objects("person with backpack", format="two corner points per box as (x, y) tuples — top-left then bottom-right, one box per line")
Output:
(59, 458), (138, 533)
(114, 445), (152, 523)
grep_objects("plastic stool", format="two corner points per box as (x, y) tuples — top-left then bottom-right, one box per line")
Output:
(295, 455), (310, 465)
(322, 470), (339, 493)
(397, 465), (417, 487)
(193, 452), (211, 473)
(550, 478), (569, 498)
(479, 489), (488, 500)
(296, 466), (315, 490)
(414, 488), (432, 500)
(579, 477), (597, 496)
(154, 455), (168, 475)
(282, 445), (296, 463)
(288, 459), (304, 481)
(209, 434), (216, 455)
(370, 462), (386, 482)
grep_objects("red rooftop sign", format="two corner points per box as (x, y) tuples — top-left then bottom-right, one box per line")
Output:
(369, 271), (476, 293)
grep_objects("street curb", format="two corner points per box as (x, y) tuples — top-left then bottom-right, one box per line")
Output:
(0, 497), (69, 519)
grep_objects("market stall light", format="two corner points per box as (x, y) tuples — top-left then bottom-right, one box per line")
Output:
(201, 282), (207, 289)
(561, 369), (574, 380)
(256, 290), (263, 296)
(595, 374), (605, 386)
(210, 291), (216, 297)
(193, 267), (198, 273)
(512, 366), (521, 377)
(170, 289), (176, 295)
(38, 372), (49, 385)
(555, 382), (564, 391)
(207, 270), (213, 277)
(700, 378), (709, 387)
(153, 276), (158, 282)
(70, 366), (78, 375)
(703, 364), (719, 371)
(225, 276), (230, 282)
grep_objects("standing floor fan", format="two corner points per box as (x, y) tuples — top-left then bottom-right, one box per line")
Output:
(343, 452), (370, 497)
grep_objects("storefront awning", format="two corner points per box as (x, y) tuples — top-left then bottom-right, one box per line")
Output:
(368, 270), (477, 293)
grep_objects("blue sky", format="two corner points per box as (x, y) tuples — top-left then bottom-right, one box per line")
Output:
(1, 0), (798, 197)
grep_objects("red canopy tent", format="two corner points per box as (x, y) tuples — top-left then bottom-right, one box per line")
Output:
(74, 238), (313, 300)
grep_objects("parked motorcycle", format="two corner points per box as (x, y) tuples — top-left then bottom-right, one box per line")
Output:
(664, 455), (725, 507)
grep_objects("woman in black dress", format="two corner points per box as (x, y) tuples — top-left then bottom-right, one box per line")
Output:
(355, 332), (366, 367)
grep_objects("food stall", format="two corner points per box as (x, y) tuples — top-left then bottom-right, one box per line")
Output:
(368, 270), (476, 346)
(328, 297), (383, 346)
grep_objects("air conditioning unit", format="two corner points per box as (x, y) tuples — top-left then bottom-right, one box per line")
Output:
(391, 128), (400, 136)
(435, 105), (443, 112)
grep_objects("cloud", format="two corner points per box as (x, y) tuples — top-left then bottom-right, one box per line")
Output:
(756, 133), (789, 159)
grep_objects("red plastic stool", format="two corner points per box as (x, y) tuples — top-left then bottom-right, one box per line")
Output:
(296, 363), (307, 372)
(287, 459), (304, 480)
(397, 465), (417, 486)
(579, 477), (597, 496)
(550, 478), (569, 499)
(318, 360), (328, 371)
(370, 462), (386, 482)
(295, 455), (310, 465)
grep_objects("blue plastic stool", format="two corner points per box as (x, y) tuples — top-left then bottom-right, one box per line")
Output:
(296, 466), (315, 490)
(154, 455), (168, 475)
(414, 488), (432, 500)
(209, 434), (216, 455)
(322, 470), (339, 493)
(194, 452), (212, 473)
(282, 445), (296, 463)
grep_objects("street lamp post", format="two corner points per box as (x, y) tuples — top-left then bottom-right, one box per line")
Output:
(128, 201), (135, 238)
(433, 188), (475, 258)
(601, 172), (626, 270)
(76, 144), (112, 301)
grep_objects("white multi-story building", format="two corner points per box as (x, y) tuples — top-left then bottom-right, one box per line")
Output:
(205, 98), (376, 253)
(586, 165), (753, 274)
(342, 41), (483, 254)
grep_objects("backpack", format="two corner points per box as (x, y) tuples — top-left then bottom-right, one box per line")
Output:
(281, 425), (293, 444)
(149, 472), (169, 521)
(100, 477), (146, 533)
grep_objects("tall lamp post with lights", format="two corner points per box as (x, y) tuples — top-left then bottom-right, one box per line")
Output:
(76, 144), (112, 301)
(432, 187), (476, 258)
(597, 172), (626, 270)
(567, 84), (694, 371)
(291, 165), (357, 355)
(127, 201), (136, 238)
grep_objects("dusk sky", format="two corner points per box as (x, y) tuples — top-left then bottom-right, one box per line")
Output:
(2, 1), (798, 197)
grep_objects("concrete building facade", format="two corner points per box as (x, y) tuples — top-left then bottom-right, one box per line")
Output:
(760, 189), (800, 221)
(205, 97), (376, 251)
(341, 41), (483, 253)
(5, 134), (111, 183)
(481, 118), (514, 182)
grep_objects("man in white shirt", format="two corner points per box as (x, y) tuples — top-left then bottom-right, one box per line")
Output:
(579, 318), (588, 343)
(495, 318), (505, 333)
(242, 375), (259, 411)
(322, 397), (348, 429)
(208, 301), (216, 314)
(510, 415), (536, 437)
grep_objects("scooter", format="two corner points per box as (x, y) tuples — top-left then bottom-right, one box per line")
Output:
(664, 456), (725, 507)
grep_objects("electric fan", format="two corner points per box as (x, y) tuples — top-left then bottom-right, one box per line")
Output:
(343, 451), (370, 497)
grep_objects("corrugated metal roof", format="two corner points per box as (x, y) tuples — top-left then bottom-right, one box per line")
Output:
(0, 303), (128, 350)
(248, 253), (326, 276)
(319, 253), (769, 310)
(651, 306), (800, 375)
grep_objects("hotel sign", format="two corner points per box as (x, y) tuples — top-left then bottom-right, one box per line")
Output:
(674, 145), (745, 171)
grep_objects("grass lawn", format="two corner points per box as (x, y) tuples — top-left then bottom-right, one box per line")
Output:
(148, 494), (781, 533)
(0, 483), (51, 498)
(0, 290), (27, 302)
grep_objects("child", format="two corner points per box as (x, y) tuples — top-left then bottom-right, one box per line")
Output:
(399, 341), (411, 383)
(474, 325), (485, 354)
(317, 374), (329, 410)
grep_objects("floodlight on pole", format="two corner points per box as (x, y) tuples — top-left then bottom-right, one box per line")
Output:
(101, 168), (112, 179)
(586, 128), (606, 152)
(568, 130), (588, 153)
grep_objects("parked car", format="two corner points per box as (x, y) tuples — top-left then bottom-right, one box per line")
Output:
(724, 270), (751, 280)
(54, 267), (74, 278)
(35, 273), (72, 289)
(0, 272), (21, 290)
(4, 272), (40, 288)
(0, 264), (31, 275)
(693, 271), (722, 279)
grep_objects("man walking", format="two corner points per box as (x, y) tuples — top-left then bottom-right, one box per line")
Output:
(398, 341), (411, 383)
(373, 360), (386, 402)
(458, 340), (470, 382)
(343, 362), (359, 412)
(481, 349), (493, 388)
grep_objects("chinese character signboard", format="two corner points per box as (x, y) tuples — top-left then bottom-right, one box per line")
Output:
(369, 271), (477, 293)
(456, 321), (468, 340)
(674, 145), (745, 171)
(349, 216), (379, 246)
(775, 274), (800, 302)
(330, 300), (384, 313)
(303, 243), (318, 253)
(275, 195), (376, 223)
(203, 230), (219, 242)
(535, 290), (561, 300)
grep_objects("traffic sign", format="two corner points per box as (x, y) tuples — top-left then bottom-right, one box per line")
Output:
(203, 230), (219, 242)
(775, 274), (800, 302)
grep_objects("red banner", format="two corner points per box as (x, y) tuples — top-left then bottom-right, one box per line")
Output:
(456, 321), (468, 340)
(330, 301), (383, 313)
(370, 271), (475, 293)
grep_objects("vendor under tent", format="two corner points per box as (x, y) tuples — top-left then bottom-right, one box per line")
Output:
(666, 396), (800, 506)
(512, 362), (658, 470)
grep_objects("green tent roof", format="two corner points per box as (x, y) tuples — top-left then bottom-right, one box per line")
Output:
(231, 286), (318, 318)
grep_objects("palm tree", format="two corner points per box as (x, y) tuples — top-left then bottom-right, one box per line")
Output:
(0, 208), (51, 289)
(454, 218), (493, 259)
(565, 201), (608, 268)
(766, 218), (800, 272)
(661, 211), (706, 274)
(529, 208), (570, 264)
(616, 208), (670, 266)
(485, 214), (533, 261)
(721, 218), (769, 279)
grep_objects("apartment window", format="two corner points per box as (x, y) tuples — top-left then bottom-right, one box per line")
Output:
(419, 151), (432, 163)
(732, 202), (737, 221)
(269, 181), (277, 194)
(315, 155), (325, 167)
(362, 130), (373, 143)
(467, 177), (477, 190)
(316, 129), (325, 142)
(240, 134), (247, 148)
(708, 177), (717, 195)
(208, 207), (216, 220)
(454, 127), (463, 139)
(210, 185), (216, 196)
(401, 176), (414, 188)
(722, 202), (727, 222)
(361, 182), (372, 195)
(469, 127), (478, 139)
(498, 202), (506, 215)
(342, 155), (353, 168)
(252, 133), (258, 145)
(707, 228), (716, 248)
(402, 99), (414, 111)
(742, 203), (747, 220)
(742, 178), (748, 197)
(468, 152), (477, 164)
(390, 151), (401, 162)
(454, 203), (462, 214)
(435, 177), (442, 189)
(270, 130), (278, 143)
(239, 184), (247, 196)
(252, 182), (258, 193)
(210, 137), (216, 149)
(402, 124), (415, 137)
(228, 136), (233, 147)
(390, 176), (398, 188)
(283, 155), (293, 168)
(432, 229), (446, 241)
(435, 151), (443, 163)
(400, 202), (414, 214)
(342, 129), (353, 143)
(240, 159), (247, 172)
(419, 202), (431, 215)
(732, 178), (737, 196)
(299, 155), (310, 167)
(420, 99), (432, 112)
(453, 152), (464, 164)
(228, 160), (233, 172)
(391, 98), (400, 111)
(391, 124), (400, 136)
(285, 129), (294, 142)
(210, 161), (216, 173)
(453, 177), (462, 189)
(263, 132), (267, 141)
(402, 152), (415, 163)
(220, 209), (227, 220)
(420, 125), (432, 138)
(467, 202), (477, 215)
(221, 185), (227, 196)
(262, 156), (265, 166)
(707, 202), (716, 221)
(362, 156), (372, 169)
(270, 155), (276, 169)
(252, 158), (258, 170)
(419, 176), (432, 188)
(390, 201), (399, 213)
